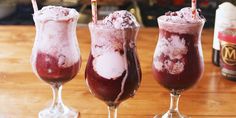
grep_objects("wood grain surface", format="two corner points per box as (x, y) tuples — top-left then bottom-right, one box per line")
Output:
(0, 26), (235, 118)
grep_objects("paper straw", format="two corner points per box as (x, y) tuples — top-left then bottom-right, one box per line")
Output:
(31, 0), (38, 13)
(91, 0), (97, 24)
(192, 0), (197, 18)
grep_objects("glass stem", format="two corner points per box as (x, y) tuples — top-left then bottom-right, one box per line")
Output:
(169, 92), (181, 113)
(50, 83), (66, 113)
(108, 105), (118, 118)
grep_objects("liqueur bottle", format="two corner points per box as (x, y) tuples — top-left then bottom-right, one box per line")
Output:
(212, 2), (236, 66)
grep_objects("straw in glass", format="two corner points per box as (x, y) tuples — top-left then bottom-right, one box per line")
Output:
(91, 0), (98, 24)
(192, 0), (197, 18)
(31, 0), (38, 13)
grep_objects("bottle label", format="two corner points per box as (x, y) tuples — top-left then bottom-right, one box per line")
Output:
(221, 42), (236, 65)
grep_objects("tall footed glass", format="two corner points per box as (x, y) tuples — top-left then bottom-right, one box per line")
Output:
(31, 6), (81, 118)
(152, 9), (205, 118)
(85, 22), (142, 118)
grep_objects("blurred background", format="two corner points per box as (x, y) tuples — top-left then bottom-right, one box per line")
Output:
(0, 0), (235, 27)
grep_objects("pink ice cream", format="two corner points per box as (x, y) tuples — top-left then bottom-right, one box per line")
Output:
(154, 35), (188, 74)
(90, 10), (139, 80)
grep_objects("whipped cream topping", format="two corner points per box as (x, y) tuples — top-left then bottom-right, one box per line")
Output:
(103, 10), (139, 29)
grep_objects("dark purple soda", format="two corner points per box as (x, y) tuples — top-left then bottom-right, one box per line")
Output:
(152, 29), (204, 91)
(35, 52), (81, 84)
(85, 49), (141, 105)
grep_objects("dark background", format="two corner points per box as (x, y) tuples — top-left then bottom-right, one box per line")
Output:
(0, 0), (235, 27)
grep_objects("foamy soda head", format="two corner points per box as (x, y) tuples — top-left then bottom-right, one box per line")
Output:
(153, 7), (205, 74)
(32, 6), (80, 69)
(89, 10), (139, 79)
(158, 7), (205, 34)
(160, 7), (204, 24)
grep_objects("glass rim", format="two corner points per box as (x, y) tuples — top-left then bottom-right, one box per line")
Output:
(88, 21), (140, 30)
(33, 9), (79, 22)
(157, 16), (206, 26)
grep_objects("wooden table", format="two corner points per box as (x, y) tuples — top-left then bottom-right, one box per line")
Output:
(0, 26), (235, 118)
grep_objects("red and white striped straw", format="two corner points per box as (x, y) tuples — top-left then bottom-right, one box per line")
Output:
(31, 0), (38, 13)
(192, 0), (197, 18)
(91, 0), (97, 24)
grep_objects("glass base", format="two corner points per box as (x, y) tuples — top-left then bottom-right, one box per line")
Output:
(154, 111), (187, 118)
(38, 107), (79, 118)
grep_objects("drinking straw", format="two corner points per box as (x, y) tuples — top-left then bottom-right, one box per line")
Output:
(31, 0), (38, 13)
(91, 0), (97, 24)
(192, 0), (197, 18)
